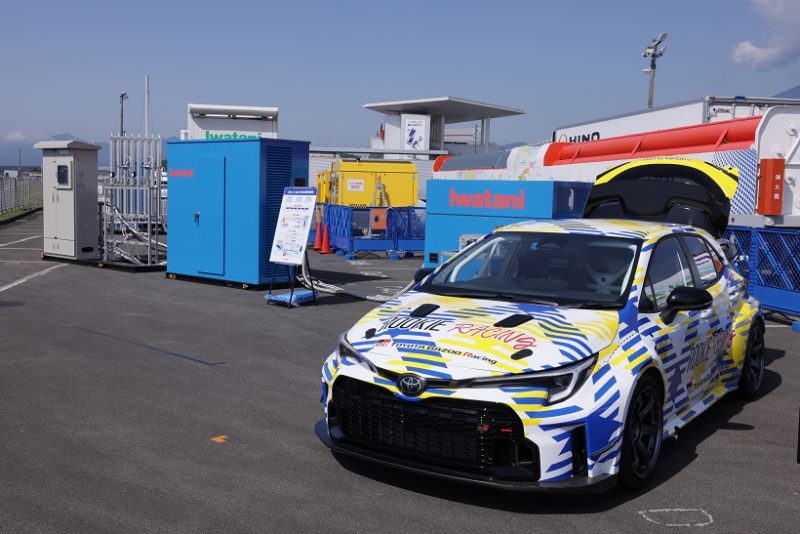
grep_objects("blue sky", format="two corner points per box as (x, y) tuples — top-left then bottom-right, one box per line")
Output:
(2, 0), (799, 163)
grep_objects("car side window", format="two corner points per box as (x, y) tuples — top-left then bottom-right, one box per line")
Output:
(682, 235), (723, 288)
(641, 237), (694, 312)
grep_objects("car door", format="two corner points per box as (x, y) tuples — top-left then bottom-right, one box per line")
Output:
(639, 236), (711, 424)
(678, 234), (733, 399)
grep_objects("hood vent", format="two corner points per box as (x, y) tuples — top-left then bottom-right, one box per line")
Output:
(511, 349), (533, 360)
(409, 303), (440, 318)
(494, 314), (533, 328)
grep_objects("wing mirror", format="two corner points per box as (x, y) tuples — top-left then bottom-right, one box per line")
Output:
(660, 286), (713, 324)
(717, 238), (738, 263)
(413, 267), (435, 283)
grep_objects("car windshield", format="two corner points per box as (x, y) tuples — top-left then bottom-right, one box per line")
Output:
(422, 231), (641, 307)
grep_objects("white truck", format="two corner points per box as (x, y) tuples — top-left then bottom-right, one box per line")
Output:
(551, 95), (800, 143)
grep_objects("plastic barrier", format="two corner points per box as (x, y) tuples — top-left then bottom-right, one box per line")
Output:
(388, 207), (426, 253)
(325, 204), (394, 258)
(724, 226), (800, 315)
(318, 204), (425, 259)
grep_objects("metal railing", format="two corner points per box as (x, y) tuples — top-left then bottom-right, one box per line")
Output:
(0, 174), (43, 216)
(102, 135), (166, 265)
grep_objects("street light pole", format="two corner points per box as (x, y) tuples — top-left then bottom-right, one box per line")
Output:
(119, 92), (128, 136)
(643, 33), (668, 109)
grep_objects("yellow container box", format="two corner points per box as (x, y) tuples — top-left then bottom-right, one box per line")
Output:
(329, 159), (418, 207)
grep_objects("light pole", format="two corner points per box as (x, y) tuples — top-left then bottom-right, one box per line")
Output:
(643, 32), (668, 109)
(119, 92), (129, 136)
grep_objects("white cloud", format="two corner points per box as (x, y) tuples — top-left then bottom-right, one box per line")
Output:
(3, 131), (31, 143)
(733, 0), (800, 69)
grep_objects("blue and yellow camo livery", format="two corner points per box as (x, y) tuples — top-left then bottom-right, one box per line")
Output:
(318, 219), (761, 491)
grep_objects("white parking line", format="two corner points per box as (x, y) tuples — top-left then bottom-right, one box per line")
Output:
(0, 236), (40, 247)
(0, 264), (65, 294)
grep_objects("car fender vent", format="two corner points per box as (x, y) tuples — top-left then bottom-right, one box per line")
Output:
(494, 314), (532, 328)
(410, 303), (440, 317)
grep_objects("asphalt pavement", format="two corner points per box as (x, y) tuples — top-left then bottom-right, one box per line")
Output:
(0, 211), (798, 533)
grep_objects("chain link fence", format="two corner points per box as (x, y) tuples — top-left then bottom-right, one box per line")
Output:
(0, 174), (43, 216)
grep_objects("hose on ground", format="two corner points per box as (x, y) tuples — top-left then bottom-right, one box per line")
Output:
(297, 252), (416, 302)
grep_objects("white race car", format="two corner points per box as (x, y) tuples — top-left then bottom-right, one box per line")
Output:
(317, 160), (764, 492)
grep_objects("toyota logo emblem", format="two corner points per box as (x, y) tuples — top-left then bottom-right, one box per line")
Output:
(397, 374), (426, 396)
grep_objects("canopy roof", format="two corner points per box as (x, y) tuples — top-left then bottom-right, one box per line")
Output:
(363, 96), (524, 124)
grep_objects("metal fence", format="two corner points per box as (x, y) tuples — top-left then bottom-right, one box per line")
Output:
(316, 204), (425, 259)
(0, 175), (43, 216)
(724, 226), (800, 315)
(102, 135), (166, 266)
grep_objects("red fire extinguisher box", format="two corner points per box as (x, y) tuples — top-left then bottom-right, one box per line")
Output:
(757, 158), (785, 216)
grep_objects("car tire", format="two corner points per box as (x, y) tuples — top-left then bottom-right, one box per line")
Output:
(737, 320), (765, 400)
(619, 374), (663, 491)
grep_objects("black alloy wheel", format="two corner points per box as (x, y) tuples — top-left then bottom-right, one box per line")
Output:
(619, 375), (663, 491)
(738, 320), (765, 399)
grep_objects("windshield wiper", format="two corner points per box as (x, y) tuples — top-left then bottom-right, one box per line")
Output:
(430, 290), (559, 306)
(493, 294), (560, 306)
(567, 301), (624, 309)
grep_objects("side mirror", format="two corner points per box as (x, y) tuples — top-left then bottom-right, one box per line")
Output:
(660, 286), (713, 324)
(413, 267), (435, 283)
(717, 238), (738, 263)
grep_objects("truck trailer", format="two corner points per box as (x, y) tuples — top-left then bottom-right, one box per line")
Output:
(432, 106), (800, 316)
(551, 95), (800, 143)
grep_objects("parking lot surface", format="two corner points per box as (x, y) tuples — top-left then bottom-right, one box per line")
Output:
(1, 211), (798, 533)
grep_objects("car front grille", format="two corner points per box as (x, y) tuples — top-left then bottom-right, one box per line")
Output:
(328, 376), (540, 481)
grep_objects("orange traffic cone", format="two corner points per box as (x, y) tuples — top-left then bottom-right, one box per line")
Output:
(312, 221), (323, 250)
(319, 224), (332, 254)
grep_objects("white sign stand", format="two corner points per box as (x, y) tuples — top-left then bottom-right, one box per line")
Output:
(268, 187), (317, 307)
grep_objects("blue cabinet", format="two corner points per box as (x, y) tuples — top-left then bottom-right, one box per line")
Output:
(167, 138), (310, 285)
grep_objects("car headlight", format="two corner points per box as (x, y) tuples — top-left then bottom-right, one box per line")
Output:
(338, 332), (377, 373)
(468, 355), (597, 405)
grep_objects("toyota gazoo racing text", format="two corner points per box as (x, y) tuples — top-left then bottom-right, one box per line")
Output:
(316, 161), (765, 492)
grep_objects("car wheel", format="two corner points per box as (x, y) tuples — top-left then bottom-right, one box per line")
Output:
(619, 374), (663, 491)
(737, 320), (765, 400)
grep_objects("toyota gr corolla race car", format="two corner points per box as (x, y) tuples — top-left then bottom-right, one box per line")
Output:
(316, 160), (765, 492)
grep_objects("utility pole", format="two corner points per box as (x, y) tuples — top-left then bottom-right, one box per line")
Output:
(643, 33), (668, 109)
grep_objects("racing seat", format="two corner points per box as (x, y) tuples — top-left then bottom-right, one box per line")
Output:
(584, 246), (633, 296)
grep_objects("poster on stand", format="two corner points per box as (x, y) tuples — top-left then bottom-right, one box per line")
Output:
(269, 187), (317, 266)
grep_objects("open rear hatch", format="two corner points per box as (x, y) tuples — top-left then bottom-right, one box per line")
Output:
(582, 159), (739, 238)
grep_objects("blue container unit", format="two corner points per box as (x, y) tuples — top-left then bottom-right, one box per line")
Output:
(167, 138), (310, 286)
(423, 180), (592, 268)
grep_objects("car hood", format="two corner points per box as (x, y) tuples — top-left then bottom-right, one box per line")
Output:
(345, 291), (620, 380)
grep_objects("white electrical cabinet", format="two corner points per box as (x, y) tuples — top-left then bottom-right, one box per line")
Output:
(34, 140), (100, 260)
